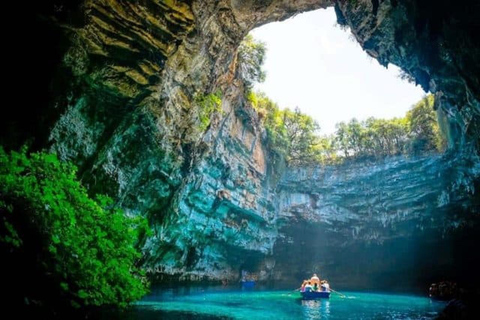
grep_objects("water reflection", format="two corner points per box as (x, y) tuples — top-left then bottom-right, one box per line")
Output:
(300, 299), (331, 319)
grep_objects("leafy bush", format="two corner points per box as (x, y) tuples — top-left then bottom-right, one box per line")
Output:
(0, 147), (148, 309)
(195, 91), (222, 131)
(248, 91), (445, 166)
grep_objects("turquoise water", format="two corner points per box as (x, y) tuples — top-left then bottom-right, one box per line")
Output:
(125, 287), (445, 319)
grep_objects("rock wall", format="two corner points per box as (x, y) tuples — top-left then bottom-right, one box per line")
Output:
(14, 0), (331, 282)
(335, 0), (480, 151)
(2, 0), (479, 286)
(141, 83), (281, 281)
(274, 155), (480, 290)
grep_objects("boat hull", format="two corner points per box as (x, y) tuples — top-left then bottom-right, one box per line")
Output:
(301, 291), (330, 299)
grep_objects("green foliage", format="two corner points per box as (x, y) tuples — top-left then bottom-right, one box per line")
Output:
(195, 91), (222, 131)
(407, 95), (446, 153)
(335, 117), (410, 158)
(0, 147), (148, 308)
(238, 35), (267, 89)
(249, 92), (325, 165)
(237, 34), (444, 165)
(249, 92), (446, 166)
(333, 95), (445, 160)
(257, 93), (289, 159)
(283, 107), (322, 165)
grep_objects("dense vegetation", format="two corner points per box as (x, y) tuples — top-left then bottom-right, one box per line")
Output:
(0, 148), (148, 311)
(334, 95), (446, 159)
(248, 91), (445, 166)
(248, 92), (328, 165)
(238, 35), (446, 166)
(237, 34), (267, 89)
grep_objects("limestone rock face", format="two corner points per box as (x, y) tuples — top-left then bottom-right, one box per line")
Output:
(38, 0), (332, 281)
(141, 83), (280, 281)
(274, 155), (480, 289)
(4, 0), (479, 286)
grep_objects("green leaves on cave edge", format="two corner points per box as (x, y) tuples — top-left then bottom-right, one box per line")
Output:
(194, 90), (222, 132)
(238, 34), (267, 89)
(0, 147), (149, 308)
(248, 92), (333, 166)
(248, 92), (446, 166)
(334, 95), (446, 158)
(239, 35), (446, 166)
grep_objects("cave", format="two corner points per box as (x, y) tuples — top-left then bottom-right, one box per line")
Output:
(1, 0), (479, 318)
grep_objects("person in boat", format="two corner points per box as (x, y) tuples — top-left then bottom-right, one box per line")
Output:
(313, 282), (319, 292)
(310, 273), (320, 287)
(304, 281), (314, 292)
(321, 280), (330, 292)
(300, 280), (308, 292)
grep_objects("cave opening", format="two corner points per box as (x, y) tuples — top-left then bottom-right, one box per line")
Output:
(249, 8), (426, 136)
(234, 6), (480, 295)
(2, 1), (479, 318)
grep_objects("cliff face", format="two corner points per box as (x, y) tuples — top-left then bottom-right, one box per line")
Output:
(34, 0), (332, 281)
(274, 155), (480, 289)
(4, 0), (479, 286)
(140, 83), (279, 280)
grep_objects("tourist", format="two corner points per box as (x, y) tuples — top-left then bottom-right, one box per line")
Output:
(321, 280), (330, 292)
(311, 273), (320, 286)
(300, 280), (308, 292)
(304, 281), (313, 292)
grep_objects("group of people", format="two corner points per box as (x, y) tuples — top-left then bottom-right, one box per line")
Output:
(300, 274), (330, 292)
(429, 281), (460, 300)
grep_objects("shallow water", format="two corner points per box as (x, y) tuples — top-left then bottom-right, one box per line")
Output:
(111, 286), (446, 320)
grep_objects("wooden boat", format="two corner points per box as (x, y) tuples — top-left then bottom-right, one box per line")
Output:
(301, 291), (331, 299)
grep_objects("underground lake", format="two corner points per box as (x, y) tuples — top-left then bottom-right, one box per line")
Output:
(2, 1), (479, 319)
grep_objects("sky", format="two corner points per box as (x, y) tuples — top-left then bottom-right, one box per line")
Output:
(250, 8), (426, 134)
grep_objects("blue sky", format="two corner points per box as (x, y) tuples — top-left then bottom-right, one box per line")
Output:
(250, 8), (426, 134)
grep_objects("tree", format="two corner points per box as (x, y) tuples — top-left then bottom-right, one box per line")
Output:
(346, 118), (365, 155)
(283, 107), (322, 165)
(247, 91), (444, 165)
(363, 117), (409, 157)
(407, 95), (444, 153)
(237, 35), (267, 89)
(335, 122), (351, 157)
(0, 147), (149, 310)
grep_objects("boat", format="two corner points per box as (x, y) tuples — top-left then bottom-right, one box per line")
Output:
(301, 291), (330, 299)
(241, 280), (255, 289)
(298, 276), (332, 299)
